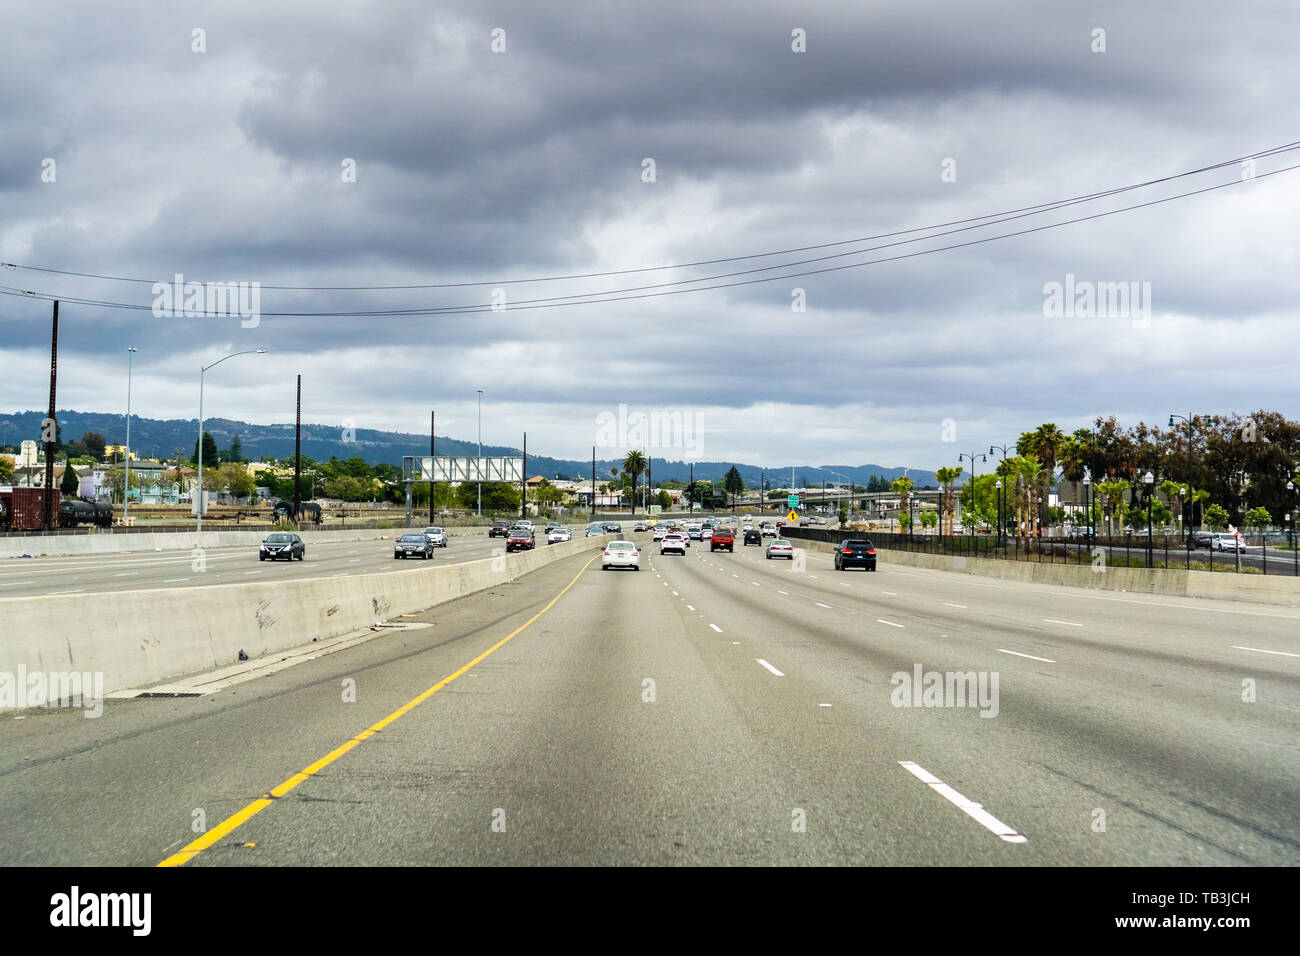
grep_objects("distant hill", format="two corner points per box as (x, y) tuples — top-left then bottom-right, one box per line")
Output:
(0, 410), (940, 488)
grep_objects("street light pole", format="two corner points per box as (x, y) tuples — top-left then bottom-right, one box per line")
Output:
(1144, 470), (1155, 569)
(959, 451), (987, 532)
(1169, 414), (1194, 550)
(995, 479), (1003, 547)
(124, 347), (137, 527)
(197, 349), (266, 534)
(1288, 480), (1296, 577)
(476, 389), (484, 517)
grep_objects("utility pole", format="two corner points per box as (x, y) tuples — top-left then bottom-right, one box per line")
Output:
(521, 432), (527, 520)
(124, 347), (137, 526)
(591, 446), (596, 518)
(429, 410), (435, 524)
(43, 301), (59, 531)
(293, 375), (302, 523)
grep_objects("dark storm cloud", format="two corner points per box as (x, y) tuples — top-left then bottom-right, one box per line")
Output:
(1, 0), (1297, 466)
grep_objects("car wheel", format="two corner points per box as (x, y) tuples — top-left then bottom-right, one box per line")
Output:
(259, 554), (265, 561)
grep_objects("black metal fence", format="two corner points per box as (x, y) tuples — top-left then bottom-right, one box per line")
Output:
(781, 527), (1300, 577)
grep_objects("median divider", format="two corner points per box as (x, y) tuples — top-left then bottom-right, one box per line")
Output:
(0, 535), (607, 709)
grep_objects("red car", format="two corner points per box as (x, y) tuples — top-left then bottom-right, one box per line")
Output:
(710, 528), (735, 552)
(505, 529), (535, 552)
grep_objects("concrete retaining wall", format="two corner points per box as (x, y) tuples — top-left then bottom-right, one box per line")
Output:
(791, 536), (1300, 607)
(0, 535), (605, 708)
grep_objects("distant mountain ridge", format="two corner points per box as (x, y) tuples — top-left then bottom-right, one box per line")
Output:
(0, 410), (941, 488)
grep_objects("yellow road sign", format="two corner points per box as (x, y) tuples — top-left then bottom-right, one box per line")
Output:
(786, 510), (799, 523)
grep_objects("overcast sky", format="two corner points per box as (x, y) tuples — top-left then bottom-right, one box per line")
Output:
(2, 1), (1297, 470)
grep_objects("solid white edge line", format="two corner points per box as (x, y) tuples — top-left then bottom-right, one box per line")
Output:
(998, 649), (1056, 662)
(1043, 618), (1084, 627)
(944, 602), (967, 608)
(899, 761), (1027, 844)
(757, 659), (785, 676)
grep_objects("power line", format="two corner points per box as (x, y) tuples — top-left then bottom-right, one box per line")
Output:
(2, 157), (1296, 318)
(2, 140), (1296, 293)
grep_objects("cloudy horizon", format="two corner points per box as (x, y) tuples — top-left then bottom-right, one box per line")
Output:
(3, 0), (1298, 471)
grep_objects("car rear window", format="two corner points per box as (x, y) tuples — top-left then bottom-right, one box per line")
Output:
(843, 540), (874, 548)
(609, 541), (635, 549)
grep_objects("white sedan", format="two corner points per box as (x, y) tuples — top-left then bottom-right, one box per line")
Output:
(548, 527), (572, 544)
(602, 540), (641, 570)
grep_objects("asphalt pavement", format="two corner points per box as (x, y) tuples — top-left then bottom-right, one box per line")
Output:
(1, 532), (1296, 865)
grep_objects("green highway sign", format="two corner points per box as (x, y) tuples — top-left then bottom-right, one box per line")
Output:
(787, 494), (800, 508)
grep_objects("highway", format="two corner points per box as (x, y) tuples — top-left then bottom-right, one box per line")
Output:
(0, 530), (571, 598)
(2, 529), (1296, 866)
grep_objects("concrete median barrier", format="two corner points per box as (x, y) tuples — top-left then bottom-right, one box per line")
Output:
(0, 535), (606, 709)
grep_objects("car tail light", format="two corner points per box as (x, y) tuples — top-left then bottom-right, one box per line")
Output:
(842, 548), (853, 554)
(867, 549), (876, 555)
(603, 551), (610, 557)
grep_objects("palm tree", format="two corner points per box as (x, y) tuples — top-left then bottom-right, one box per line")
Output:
(609, 467), (621, 511)
(1096, 480), (1130, 537)
(622, 450), (647, 515)
(934, 466), (962, 535)
(890, 475), (914, 526)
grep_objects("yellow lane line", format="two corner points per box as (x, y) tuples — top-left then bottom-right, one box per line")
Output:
(158, 553), (596, 867)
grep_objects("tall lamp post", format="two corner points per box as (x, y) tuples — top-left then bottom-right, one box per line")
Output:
(995, 479), (1003, 546)
(1143, 470), (1155, 568)
(1169, 414), (1194, 551)
(197, 349), (266, 534)
(124, 346), (137, 526)
(1287, 480), (1296, 576)
(476, 389), (484, 517)
(1082, 472), (1092, 548)
(959, 451), (987, 533)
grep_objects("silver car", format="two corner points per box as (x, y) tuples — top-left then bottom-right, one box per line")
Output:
(422, 526), (448, 547)
(548, 526), (572, 544)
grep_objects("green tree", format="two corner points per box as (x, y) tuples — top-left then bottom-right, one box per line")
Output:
(934, 466), (962, 535)
(890, 476), (914, 514)
(193, 432), (220, 469)
(919, 509), (938, 530)
(723, 465), (744, 509)
(1245, 506), (1272, 529)
(60, 460), (80, 497)
(0, 456), (13, 483)
(1204, 503), (1230, 530)
(227, 435), (243, 463)
(102, 467), (142, 503)
(622, 450), (647, 513)
(656, 489), (672, 510)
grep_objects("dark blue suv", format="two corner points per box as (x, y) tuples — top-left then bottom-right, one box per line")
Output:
(834, 538), (877, 571)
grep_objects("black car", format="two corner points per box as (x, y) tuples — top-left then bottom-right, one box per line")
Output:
(834, 538), (877, 571)
(488, 520), (512, 537)
(603, 522), (623, 534)
(743, 528), (762, 546)
(260, 532), (305, 561)
(1192, 531), (1214, 550)
(394, 533), (434, 559)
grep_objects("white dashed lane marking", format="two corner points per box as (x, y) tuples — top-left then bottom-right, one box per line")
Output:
(899, 761), (1027, 844)
(998, 649), (1056, 662)
(757, 659), (785, 677)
